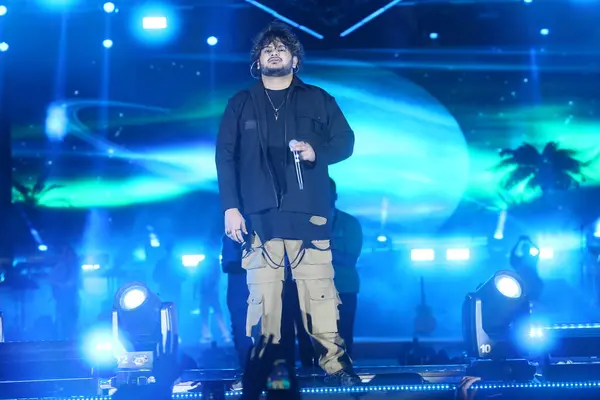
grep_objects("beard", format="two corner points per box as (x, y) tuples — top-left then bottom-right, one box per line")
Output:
(261, 59), (293, 77)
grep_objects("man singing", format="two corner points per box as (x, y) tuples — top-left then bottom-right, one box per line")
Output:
(215, 22), (359, 386)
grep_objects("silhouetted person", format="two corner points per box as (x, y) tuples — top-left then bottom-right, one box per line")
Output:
(153, 242), (185, 306)
(281, 270), (317, 369)
(49, 244), (81, 340)
(222, 235), (253, 381)
(330, 178), (362, 357)
(283, 179), (362, 367)
(195, 249), (230, 343)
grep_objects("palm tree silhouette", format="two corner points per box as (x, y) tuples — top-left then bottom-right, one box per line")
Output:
(12, 166), (64, 208)
(495, 142), (587, 195)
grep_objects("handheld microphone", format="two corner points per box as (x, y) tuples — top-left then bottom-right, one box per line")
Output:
(288, 140), (304, 190)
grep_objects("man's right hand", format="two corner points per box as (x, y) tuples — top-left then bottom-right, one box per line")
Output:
(224, 208), (248, 243)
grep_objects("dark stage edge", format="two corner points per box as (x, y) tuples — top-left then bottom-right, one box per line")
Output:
(2, 366), (600, 399)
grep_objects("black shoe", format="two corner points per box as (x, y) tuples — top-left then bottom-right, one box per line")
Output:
(324, 369), (361, 387)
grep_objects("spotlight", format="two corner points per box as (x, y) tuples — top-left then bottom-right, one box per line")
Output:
(411, 248), (434, 262)
(103, 2), (115, 13)
(118, 284), (152, 311)
(429, 32), (438, 40)
(45, 103), (68, 140)
(0, 5), (6, 16)
(0, 42), (8, 52)
(539, 247), (553, 259)
(82, 328), (121, 374)
(103, 39), (113, 48)
(524, 0), (532, 3)
(38, 244), (48, 252)
(181, 254), (205, 268)
(143, 16), (167, 30)
(112, 282), (179, 391)
(540, 28), (549, 36)
(149, 233), (160, 248)
(206, 36), (218, 46)
(462, 270), (530, 360)
(373, 233), (392, 251)
(446, 248), (470, 261)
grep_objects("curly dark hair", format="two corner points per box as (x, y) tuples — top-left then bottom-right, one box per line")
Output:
(250, 21), (305, 68)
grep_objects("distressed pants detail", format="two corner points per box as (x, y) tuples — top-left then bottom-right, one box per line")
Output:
(243, 235), (350, 375)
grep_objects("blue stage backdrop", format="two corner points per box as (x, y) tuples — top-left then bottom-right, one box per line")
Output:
(4, 5), (600, 346)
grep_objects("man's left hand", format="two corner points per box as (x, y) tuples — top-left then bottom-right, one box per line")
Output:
(291, 141), (315, 162)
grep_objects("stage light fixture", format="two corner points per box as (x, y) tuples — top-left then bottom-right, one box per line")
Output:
(103, 2), (115, 13)
(462, 270), (530, 360)
(0, 5), (7, 16)
(103, 39), (113, 48)
(45, 103), (68, 140)
(411, 248), (434, 262)
(181, 254), (205, 268)
(0, 42), (8, 52)
(525, 323), (600, 381)
(540, 28), (549, 36)
(143, 16), (167, 30)
(206, 36), (218, 46)
(149, 232), (160, 248)
(429, 32), (438, 40)
(81, 328), (121, 377)
(111, 282), (178, 390)
(38, 244), (48, 251)
(446, 248), (470, 261)
(376, 235), (388, 243)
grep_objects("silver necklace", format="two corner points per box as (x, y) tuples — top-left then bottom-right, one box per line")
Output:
(264, 90), (287, 120)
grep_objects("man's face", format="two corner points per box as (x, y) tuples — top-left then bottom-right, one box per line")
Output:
(259, 40), (297, 77)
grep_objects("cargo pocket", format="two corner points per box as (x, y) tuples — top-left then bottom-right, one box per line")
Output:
(304, 240), (332, 265)
(246, 287), (264, 337)
(292, 240), (334, 280)
(306, 280), (339, 334)
(242, 233), (265, 270)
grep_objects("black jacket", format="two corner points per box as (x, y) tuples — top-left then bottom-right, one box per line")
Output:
(215, 77), (354, 218)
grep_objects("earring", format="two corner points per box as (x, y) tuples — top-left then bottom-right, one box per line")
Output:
(250, 60), (260, 79)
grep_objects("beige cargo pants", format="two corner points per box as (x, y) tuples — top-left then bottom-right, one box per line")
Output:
(242, 233), (350, 375)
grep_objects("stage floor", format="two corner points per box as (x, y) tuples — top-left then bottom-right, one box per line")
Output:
(3, 364), (600, 400)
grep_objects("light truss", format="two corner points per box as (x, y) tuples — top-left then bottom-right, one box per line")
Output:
(340, 0), (403, 37)
(244, 0), (325, 39)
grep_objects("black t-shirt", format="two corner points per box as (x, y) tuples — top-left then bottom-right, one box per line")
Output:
(247, 89), (330, 244)
(265, 88), (290, 194)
